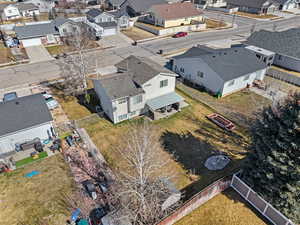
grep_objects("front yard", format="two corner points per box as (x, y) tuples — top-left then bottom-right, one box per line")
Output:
(233, 12), (280, 19)
(175, 188), (268, 225)
(0, 42), (14, 64)
(0, 154), (74, 225)
(46, 41), (99, 56)
(122, 27), (156, 41)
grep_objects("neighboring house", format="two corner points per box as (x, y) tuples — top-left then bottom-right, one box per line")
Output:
(0, 94), (53, 156)
(52, 17), (80, 37)
(92, 55), (185, 123)
(24, 0), (55, 13)
(171, 46), (267, 97)
(16, 3), (40, 17)
(0, 4), (20, 20)
(245, 28), (300, 72)
(86, 8), (129, 37)
(226, 0), (279, 14)
(106, 0), (126, 9)
(273, 0), (299, 10)
(196, 0), (227, 8)
(147, 2), (203, 28)
(14, 18), (73, 47)
(120, 0), (168, 17)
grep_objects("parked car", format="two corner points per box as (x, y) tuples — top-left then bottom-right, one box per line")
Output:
(42, 92), (59, 110)
(173, 32), (188, 38)
(3, 92), (17, 102)
(82, 180), (97, 200)
(89, 207), (107, 225)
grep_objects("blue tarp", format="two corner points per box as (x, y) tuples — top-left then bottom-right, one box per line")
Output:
(24, 170), (40, 178)
(71, 208), (81, 221)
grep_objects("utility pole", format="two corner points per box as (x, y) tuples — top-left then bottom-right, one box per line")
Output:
(231, 14), (236, 27)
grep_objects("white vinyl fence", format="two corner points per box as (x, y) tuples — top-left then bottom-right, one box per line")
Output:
(231, 174), (296, 225)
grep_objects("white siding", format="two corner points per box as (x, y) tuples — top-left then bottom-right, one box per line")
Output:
(0, 122), (52, 154)
(94, 13), (115, 23)
(142, 74), (176, 100)
(173, 58), (224, 94)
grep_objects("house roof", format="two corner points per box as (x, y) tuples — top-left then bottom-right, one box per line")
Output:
(16, 3), (38, 11)
(226, 0), (278, 8)
(95, 73), (144, 100)
(108, 0), (126, 7)
(150, 2), (202, 20)
(108, 9), (128, 18)
(0, 94), (53, 137)
(115, 55), (174, 85)
(174, 46), (267, 82)
(0, 3), (15, 12)
(86, 8), (102, 18)
(96, 21), (118, 28)
(121, 0), (168, 13)
(51, 17), (73, 27)
(245, 28), (300, 59)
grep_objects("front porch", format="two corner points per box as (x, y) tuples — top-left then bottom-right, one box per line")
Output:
(146, 92), (187, 120)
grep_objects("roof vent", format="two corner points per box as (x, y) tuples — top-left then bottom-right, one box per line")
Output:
(15, 101), (19, 105)
(224, 52), (227, 55)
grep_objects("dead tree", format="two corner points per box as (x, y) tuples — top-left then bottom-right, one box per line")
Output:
(108, 122), (180, 225)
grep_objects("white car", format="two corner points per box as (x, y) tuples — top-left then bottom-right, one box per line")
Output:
(42, 92), (59, 110)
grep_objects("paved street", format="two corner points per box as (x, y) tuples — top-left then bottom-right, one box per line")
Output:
(1, 13), (300, 90)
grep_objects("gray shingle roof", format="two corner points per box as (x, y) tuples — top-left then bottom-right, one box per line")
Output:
(174, 46), (267, 82)
(95, 73), (144, 100)
(226, 0), (278, 8)
(51, 17), (73, 27)
(121, 0), (168, 13)
(245, 28), (300, 59)
(0, 94), (53, 137)
(97, 21), (118, 28)
(115, 55), (174, 85)
(15, 23), (59, 39)
(86, 8), (102, 18)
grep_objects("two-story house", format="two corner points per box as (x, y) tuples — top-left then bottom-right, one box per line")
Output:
(86, 8), (129, 37)
(92, 55), (185, 123)
(171, 46), (267, 97)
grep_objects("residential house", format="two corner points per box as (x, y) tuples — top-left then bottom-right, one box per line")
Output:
(16, 3), (40, 17)
(245, 28), (300, 72)
(196, 0), (227, 8)
(92, 55), (185, 123)
(14, 18), (74, 47)
(147, 2), (204, 28)
(24, 0), (55, 13)
(120, 0), (168, 17)
(86, 8), (129, 37)
(0, 94), (53, 156)
(106, 0), (126, 10)
(0, 3), (20, 20)
(171, 46), (267, 97)
(226, 0), (279, 14)
(273, 0), (299, 10)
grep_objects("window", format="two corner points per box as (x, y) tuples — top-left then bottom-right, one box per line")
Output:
(129, 111), (136, 116)
(132, 95), (143, 104)
(118, 98), (127, 104)
(278, 55), (282, 60)
(256, 54), (261, 59)
(180, 67), (185, 73)
(244, 74), (250, 81)
(118, 114), (128, 121)
(160, 79), (168, 88)
(228, 80), (235, 86)
(197, 71), (204, 78)
(269, 56), (274, 61)
(108, 17), (112, 22)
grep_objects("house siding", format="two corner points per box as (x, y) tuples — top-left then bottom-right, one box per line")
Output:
(0, 122), (53, 155)
(273, 54), (300, 73)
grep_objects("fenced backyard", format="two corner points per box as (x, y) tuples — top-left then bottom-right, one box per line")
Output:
(267, 68), (300, 87)
(231, 174), (296, 225)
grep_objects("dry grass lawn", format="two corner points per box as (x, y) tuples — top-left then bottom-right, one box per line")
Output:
(0, 43), (14, 64)
(175, 188), (268, 225)
(205, 19), (228, 29)
(233, 12), (279, 19)
(122, 27), (156, 41)
(0, 155), (74, 225)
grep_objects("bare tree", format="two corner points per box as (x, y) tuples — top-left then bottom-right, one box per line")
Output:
(108, 122), (180, 225)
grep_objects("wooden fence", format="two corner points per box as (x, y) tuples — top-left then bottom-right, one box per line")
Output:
(231, 174), (296, 225)
(156, 175), (232, 225)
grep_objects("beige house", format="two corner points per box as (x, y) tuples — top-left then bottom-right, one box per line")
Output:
(147, 2), (204, 28)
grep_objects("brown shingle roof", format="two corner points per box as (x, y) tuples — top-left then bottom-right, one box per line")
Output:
(150, 2), (202, 20)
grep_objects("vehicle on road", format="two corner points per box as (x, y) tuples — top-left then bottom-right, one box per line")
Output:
(3, 92), (17, 102)
(173, 32), (188, 38)
(82, 180), (97, 200)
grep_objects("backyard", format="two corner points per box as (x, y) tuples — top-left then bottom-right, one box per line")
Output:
(175, 188), (268, 225)
(0, 155), (74, 225)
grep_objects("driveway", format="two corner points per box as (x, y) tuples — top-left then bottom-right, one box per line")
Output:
(25, 45), (53, 63)
(97, 33), (133, 49)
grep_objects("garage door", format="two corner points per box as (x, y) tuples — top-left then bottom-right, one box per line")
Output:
(21, 38), (42, 47)
(102, 28), (116, 36)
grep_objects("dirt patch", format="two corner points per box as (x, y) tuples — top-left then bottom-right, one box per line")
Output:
(175, 188), (268, 225)
(0, 43), (15, 64)
(205, 18), (227, 29)
(233, 12), (280, 19)
(0, 155), (74, 225)
(122, 27), (156, 41)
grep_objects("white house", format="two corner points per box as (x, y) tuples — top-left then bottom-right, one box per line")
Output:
(274, 0), (299, 10)
(0, 4), (20, 20)
(172, 46), (268, 97)
(17, 3), (40, 17)
(196, 0), (227, 8)
(0, 94), (54, 156)
(24, 0), (55, 12)
(92, 55), (185, 123)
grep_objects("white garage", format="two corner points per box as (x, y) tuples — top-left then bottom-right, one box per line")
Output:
(21, 38), (42, 47)
(102, 27), (117, 36)
(0, 94), (54, 155)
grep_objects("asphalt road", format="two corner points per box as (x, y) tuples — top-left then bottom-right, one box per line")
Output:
(1, 13), (300, 90)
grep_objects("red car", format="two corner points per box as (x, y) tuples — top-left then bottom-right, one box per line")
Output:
(173, 32), (188, 38)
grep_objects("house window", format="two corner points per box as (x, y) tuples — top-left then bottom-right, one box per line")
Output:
(160, 79), (168, 88)
(129, 111), (136, 116)
(132, 95), (142, 104)
(244, 74), (250, 81)
(118, 98), (127, 104)
(228, 80), (235, 86)
(256, 54), (261, 59)
(197, 71), (204, 78)
(180, 67), (185, 73)
(118, 114), (128, 121)
(278, 55), (282, 60)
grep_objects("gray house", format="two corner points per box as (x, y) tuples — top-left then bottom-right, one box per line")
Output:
(92, 55), (185, 123)
(0, 94), (53, 156)
(226, 0), (279, 14)
(120, 0), (168, 17)
(245, 28), (300, 72)
(172, 46), (267, 97)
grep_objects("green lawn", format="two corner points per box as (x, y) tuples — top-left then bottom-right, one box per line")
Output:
(15, 151), (48, 168)
(46, 45), (64, 55)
